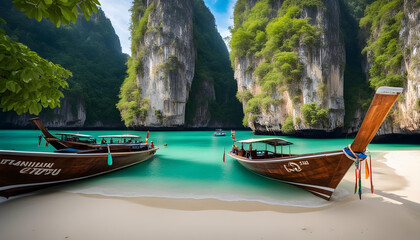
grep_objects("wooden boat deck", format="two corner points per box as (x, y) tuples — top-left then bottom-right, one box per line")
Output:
(230, 149), (342, 162)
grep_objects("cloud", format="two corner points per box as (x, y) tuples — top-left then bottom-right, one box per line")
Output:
(99, 0), (131, 54)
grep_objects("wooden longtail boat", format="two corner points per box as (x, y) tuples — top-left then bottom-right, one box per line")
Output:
(32, 117), (151, 153)
(228, 86), (403, 200)
(0, 147), (158, 198)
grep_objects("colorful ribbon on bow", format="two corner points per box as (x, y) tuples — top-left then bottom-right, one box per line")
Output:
(344, 145), (373, 199)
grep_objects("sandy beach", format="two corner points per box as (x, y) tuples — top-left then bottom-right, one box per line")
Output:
(0, 150), (419, 240)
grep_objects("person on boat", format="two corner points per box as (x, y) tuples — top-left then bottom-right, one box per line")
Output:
(247, 144), (253, 159)
(110, 139), (113, 144)
(232, 143), (239, 154)
(101, 138), (106, 144)
(150, 141), (154, 149)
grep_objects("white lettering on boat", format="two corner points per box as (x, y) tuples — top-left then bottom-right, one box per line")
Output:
(283, 162), (303, 173)
(299, 160), (309, 166)
(19, 168), (62, 176)
(1, 159), (61, 176)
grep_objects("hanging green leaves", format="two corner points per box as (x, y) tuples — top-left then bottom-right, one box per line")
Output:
(12, 0), (100, 27)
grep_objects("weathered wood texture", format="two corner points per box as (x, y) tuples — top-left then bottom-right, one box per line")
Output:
(351, 93), (400, 152)
(0, 148), (157, 198)
(228, 88), (401, 200)
(229, 151), (353, 200)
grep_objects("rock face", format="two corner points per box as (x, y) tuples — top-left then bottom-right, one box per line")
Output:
(233, 0), (345, 135)
(127, 0), (243, 128)
(385, 0), (420, 134)
(233, 0), (420, 138)
(133, 0), (195, 127)
(360, 0), (420, 137)
(0, 98), (86, 128)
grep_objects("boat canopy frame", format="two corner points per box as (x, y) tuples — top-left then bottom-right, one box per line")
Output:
(98, 135), (142, 139)
(234, 138), (293, 157)
(53, 133), (94, 139)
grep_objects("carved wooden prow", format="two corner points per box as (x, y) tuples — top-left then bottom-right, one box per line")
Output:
(350, 86), (403, 153)
(30, 117), (55, 139)
(31, 117), (67, 149)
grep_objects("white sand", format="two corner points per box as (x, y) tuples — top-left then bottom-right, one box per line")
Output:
(0, 151), (419, 240)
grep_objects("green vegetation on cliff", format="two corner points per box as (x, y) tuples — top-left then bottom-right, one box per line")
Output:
(230, 0), (323, 127)
(282, 116), (295, 134)
(117, 2), (153, 126)
(301, 102), (329, 127)
(360, 0), (405, 90)
(339, 0), (373, 126)
(0, 0), (127, 125)
(185, 0), (243, 126)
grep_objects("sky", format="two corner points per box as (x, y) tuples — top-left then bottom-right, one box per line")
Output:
(99, 0), (235, 55)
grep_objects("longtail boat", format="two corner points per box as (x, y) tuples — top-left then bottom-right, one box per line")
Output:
(32, 117), (150, 153)
(228, 86), (403, 200)
(1, 120), (159, 198)
(0, 147), (157, 198)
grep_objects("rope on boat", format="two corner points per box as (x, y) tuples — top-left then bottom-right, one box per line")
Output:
(343, 144), (367, 161)
(343, 145), (374, 199)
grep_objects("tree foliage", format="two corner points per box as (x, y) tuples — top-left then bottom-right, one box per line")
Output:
(13, 0), (100, 27)
(1, 0), (128, 123)
(0, 26), (71, 114)
(360, 0), (405, 90)
(301, 102), (329, 127)
(230, 0), (322, 126)
(117, 57), (149, 126)
(0, 0), (105, 116)
(185, 0), (243, 126)
(339, 0), (373, 126)
(282, 116), (295, 134)
(117, 1), (154, 126)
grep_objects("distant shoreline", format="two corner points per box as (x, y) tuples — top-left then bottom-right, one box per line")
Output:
(0, 126), (251, 131)
(1, 126), (419, 144)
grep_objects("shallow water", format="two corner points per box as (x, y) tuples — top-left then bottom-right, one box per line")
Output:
(1, 130), (419, 207)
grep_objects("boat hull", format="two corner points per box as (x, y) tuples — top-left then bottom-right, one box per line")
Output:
(0, 148), (158, 198)
(228, 150), (354, 200)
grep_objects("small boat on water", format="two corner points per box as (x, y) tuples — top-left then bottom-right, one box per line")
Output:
(213, 129), (226, 136)
(228, 86), (403, 200)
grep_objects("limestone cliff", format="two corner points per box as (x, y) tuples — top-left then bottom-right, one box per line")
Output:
(185, 0), (243, 127)
(380, 0), (420, 135)
(0, 98), (86, 128)
(135, 0), (194, 127)
(231, 0), (345, 135)
(357, 0), (420, 137)
(119, 0), (242, 128)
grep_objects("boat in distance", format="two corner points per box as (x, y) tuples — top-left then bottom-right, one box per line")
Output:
(0, 146), (158, 198)
(213, 129), (226, 136)
(228, 86), (403, 200)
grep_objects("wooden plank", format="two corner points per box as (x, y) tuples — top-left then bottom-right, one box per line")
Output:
(350, 87), (402, 153)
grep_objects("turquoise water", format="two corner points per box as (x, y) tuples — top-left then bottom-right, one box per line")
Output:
(1, 130), (419, 207)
